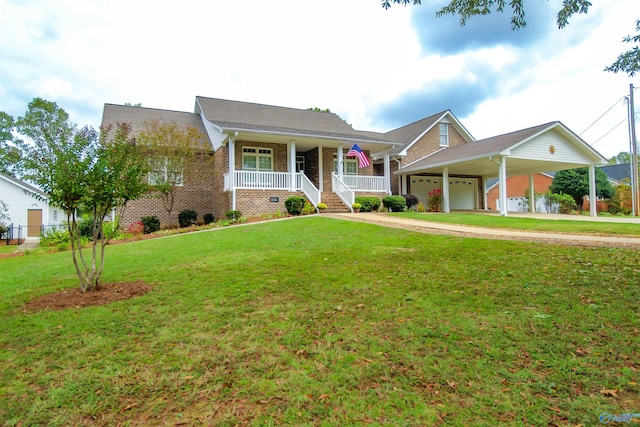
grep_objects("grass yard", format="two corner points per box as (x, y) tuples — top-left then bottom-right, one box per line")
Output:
(1, 216), (638, 426)
(0, 245), (18, 255)
(392, 212), (640, 236)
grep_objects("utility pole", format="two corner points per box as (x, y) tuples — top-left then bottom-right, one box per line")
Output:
(629, 84), (639, 216)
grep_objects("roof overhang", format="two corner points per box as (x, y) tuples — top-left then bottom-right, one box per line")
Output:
(219, 127), (401, 152)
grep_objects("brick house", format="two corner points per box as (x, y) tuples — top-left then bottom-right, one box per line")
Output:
(485, 173), (554, 212)
(101, 97), (609, 225)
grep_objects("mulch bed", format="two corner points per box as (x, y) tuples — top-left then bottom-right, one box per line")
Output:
(24, 281), (152, 312)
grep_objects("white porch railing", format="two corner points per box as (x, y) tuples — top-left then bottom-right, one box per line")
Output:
(297, 172), (321, 207)
(226, 171), (293, 190)
(341, 175), (388, 192)
(332, 173), (355, 208)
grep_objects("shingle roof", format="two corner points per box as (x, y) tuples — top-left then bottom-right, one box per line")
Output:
(401, 122), (556, 172)
(600, 163), (632, 182)
(0, 171), (47, 199)
(195, 97), (392, 143)
(101, 104), (212, 150)
(385, 111), (447, 151)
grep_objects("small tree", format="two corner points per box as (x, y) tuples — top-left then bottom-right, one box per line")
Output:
(549, 167), (614, 212)
(136, 120), (205, 228)
(17, 98), (149, 291)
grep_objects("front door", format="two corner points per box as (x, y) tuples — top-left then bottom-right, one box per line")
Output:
(27, 209), (42, 237)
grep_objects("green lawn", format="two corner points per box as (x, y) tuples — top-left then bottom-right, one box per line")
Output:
(0, 245), (17, 254)
(1, 216), (638, 426)
(392, 212), (640, 236)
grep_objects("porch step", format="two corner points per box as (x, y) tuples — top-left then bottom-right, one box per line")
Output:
(321, 192), (351, 213)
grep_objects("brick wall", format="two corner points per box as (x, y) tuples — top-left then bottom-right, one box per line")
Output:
(212, 145), (231, 221)
(235, 189), (305, 217)
(403, 124), (468, 165)
(123, 152), (216, 227)
(486, 174), (553, 210)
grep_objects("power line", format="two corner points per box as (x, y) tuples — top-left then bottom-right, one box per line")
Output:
(590, 118), (627, 146)
(579, 95), (626, 136)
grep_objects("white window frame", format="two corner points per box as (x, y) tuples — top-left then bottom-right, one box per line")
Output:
(296, 155), (305, 172)
(439, 123), (449, 147)
(333, 156), (358, 175)
(242, 147), (273, 171)
(149, 157), (184, 186)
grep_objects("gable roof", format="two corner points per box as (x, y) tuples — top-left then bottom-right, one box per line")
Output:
(195, 96), (394, 145)
(0, 172), (48, 200)
(101, 104), (212, 150)
(385, 110), (475, 156)
(398, 121), (608, 177)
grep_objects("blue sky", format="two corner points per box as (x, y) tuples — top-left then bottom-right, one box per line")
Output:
(0, 0), (637, 158)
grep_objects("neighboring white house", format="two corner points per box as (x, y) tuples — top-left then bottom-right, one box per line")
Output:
(0, 172), (63, 237)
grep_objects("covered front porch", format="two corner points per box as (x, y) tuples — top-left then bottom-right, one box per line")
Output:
(223, 136), (395, 212)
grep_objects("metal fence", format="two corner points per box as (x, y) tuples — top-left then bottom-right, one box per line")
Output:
(1, 224), (61, 245)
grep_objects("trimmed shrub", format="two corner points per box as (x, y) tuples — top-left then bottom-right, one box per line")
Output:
(354, 196), (381, 213)
(225, 210), (242, 223)
(141, 215), (161, 234)
(402, 194), (419, 209)
(302, 201), (315, 215)
(382, 195), (407, 212)
(203, 213), (215, 224)
(285, 196), (307, 215)
(178, 210), (198, 228)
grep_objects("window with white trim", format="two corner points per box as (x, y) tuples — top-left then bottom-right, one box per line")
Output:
(439, 123), (449, 147)
(296, 155), (305, 172)
(242, 147), (273, 171)
(333, 156), (358, 175)
(149, 157), (184, 186)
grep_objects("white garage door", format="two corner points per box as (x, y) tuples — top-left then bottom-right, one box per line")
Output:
(409, 176), (477, 210)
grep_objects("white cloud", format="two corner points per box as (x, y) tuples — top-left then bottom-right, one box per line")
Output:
(0, 0), (637, 158)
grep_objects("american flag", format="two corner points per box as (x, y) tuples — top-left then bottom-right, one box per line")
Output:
(346, 144), (370, 168)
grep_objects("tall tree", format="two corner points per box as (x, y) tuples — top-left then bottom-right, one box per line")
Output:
(382, 1), (639, 77)
(17, 98), (149, 291)
(0, 111), (24, 177)
(135, 119), (205, 228)
(549, 167), (614, 211)
(608, 151), (631, 165)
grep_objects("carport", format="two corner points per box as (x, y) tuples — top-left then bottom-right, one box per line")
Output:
(396, 122), (609, 217)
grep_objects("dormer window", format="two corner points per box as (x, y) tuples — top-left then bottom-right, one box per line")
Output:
(439, 124), (449, 147)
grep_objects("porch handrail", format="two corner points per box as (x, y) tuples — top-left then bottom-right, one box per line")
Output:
(341, 175), (387, 192)
(225, 171), (292, 190)
(298, 172), (321, 207)
(332, 173), (355, 209)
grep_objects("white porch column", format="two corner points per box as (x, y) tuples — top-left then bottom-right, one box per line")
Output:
(228, 134), (237, 210)
(384, 153), (391, 195)
(401, 174), (408, 195)
(529, 173), (535, 213)
(318, 146), (324, 192)
(588, 164), (597, 217)
(483, 178), (488, 210)
(499, 156), (508, 216)
(289, 141), (296, 191)
(337, 145), (344, 179)
(442, 167), (450, 213)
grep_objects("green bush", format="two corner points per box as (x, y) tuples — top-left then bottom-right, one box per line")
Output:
(285, 196), (307, 215)
(225, 210), (242, 223)
(78, 217), (95, 238)
(178, 210), (198, 228)
(203, 213), (215, 224)
(382, 195), (407, 212)
(354, 196), (381, 212)
(141, 215), (161, 234)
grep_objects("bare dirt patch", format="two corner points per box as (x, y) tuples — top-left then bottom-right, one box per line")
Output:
(24, 281), (151, 312)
